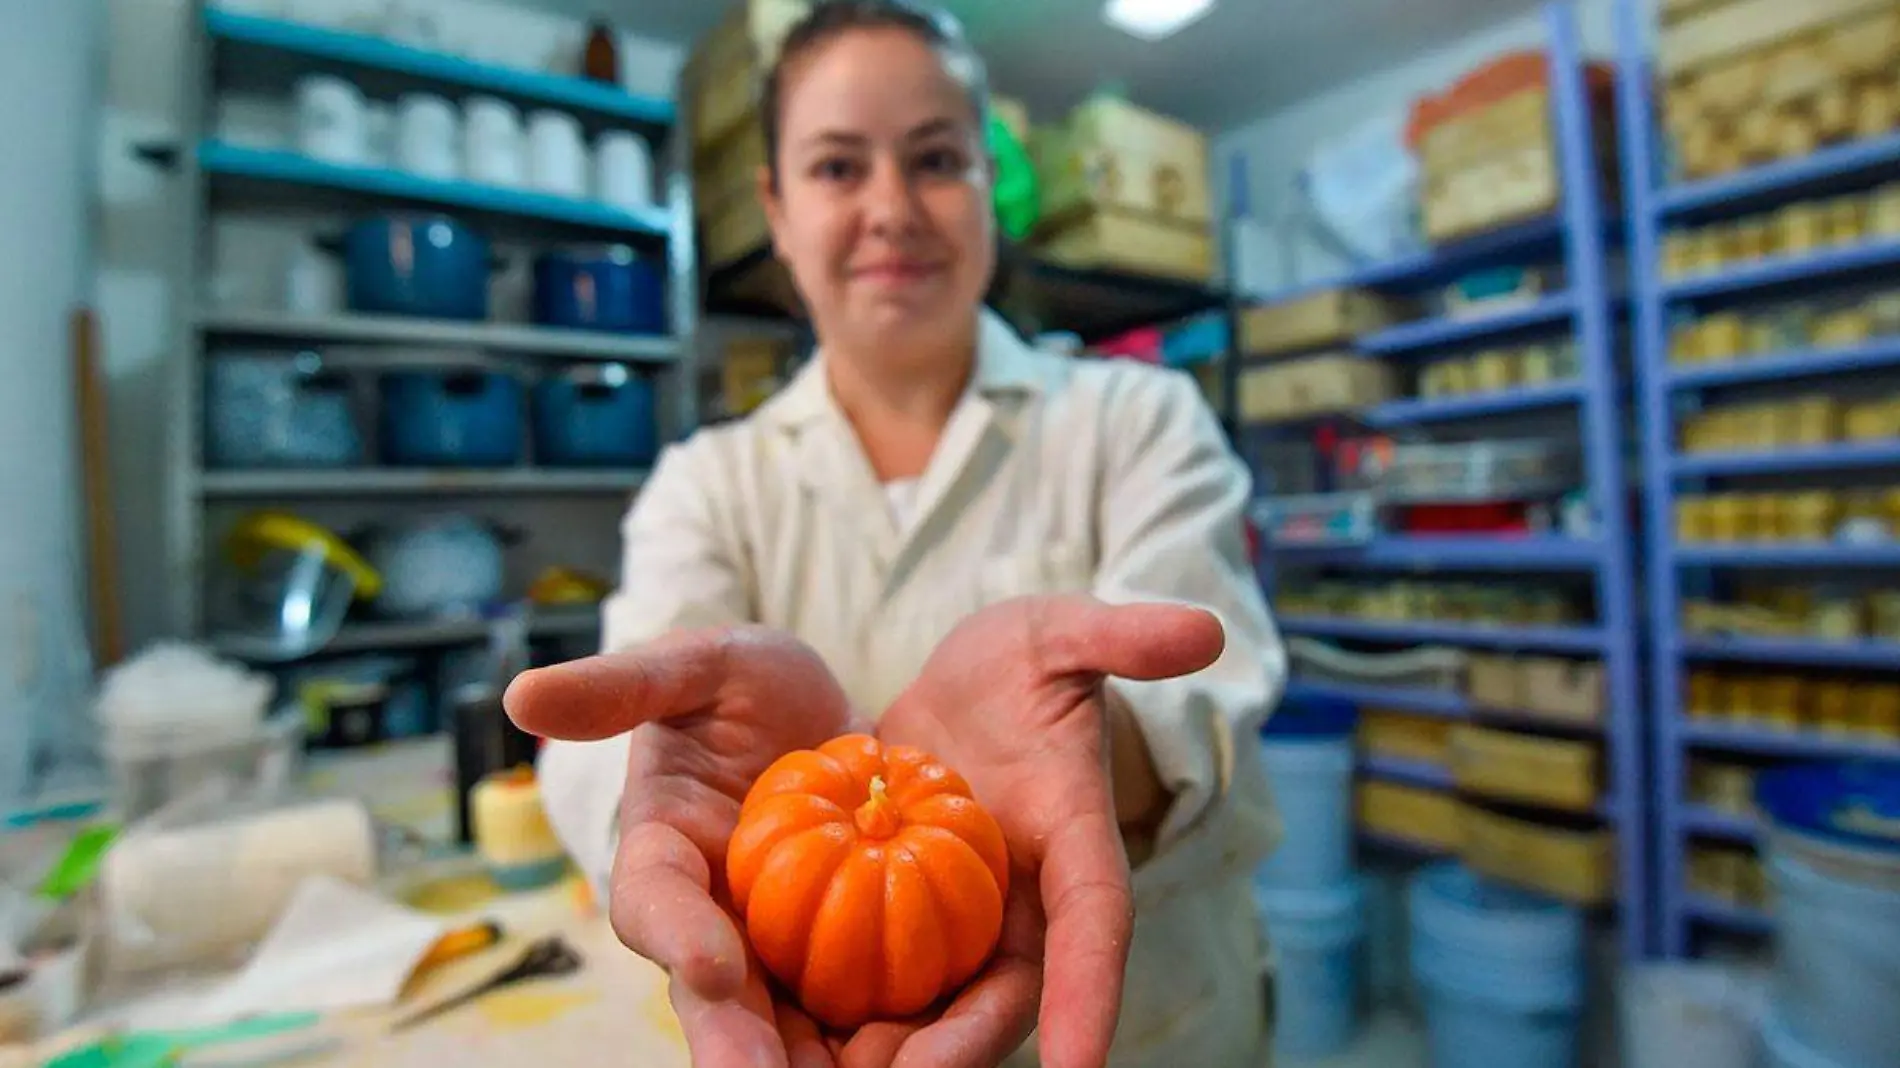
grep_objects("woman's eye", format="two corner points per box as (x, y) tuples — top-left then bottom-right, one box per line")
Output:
(812, 157), (861, 182)
(914, 148), (966, 177)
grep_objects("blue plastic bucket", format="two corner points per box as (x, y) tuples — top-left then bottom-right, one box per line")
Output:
(1255, 696), (1356, 890)
(1761, 1008), (1851, 1068)
(1409, 865), (1584, 1068)
(1259, 878), (1365, 1060)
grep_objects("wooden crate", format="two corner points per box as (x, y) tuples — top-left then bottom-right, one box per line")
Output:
(1459, 805), (1616, 905)
(1448, 725), (1600, 813)
(1034, 97), (1211, 228)
(1236, 356), (1394, 423)
(682, 0), (810, 157)
(1237, 289), (1409, 359)
(1359, 781), (1463, 852)
(1033, 210), (1213, 282)
(1358, 711), (1454, 766)
(1522, 658), (1607, 723)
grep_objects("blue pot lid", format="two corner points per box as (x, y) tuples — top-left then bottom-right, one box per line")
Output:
(1756, 759), (1900, 856)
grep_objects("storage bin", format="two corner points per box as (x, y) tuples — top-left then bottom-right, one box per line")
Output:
(204, 355), (363, 469)
(1237, 355), (1395, 423)
(532, 365), (659, 467)
(1254, 732), (1355, 890)
(1458, 803), (1616, 904)
(1033, 210), (1212, 282)
(1358, 711), (1453, 766)
(1340, 438), (1579, 501)
(1522, 658), (1607, 723)
(1358, 781), (1463, 852)
(1448, 725), (1599, 812)
(1258, 879), (1367, 1060)
(379, 370), (524, 467)
(1034, 95), (1211, 227)
(1409, 864), (1585, 1068)
(1466, 654), (1525, 709)
(104, 712), (305, 823)
(1249, 491), (1378, 546)
(1237, 288), (1409, 358)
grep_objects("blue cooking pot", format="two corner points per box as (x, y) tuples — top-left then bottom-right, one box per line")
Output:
(343, 214), (493, 321)
(532, 363), (659, 467)
(531, 245), (666, 334)
(380, 369), (524, 467)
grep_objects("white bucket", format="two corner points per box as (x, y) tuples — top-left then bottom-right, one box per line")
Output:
(1762, 1008), (1852, 1068)
(1260, 878), (1366, 1060)
(1619, 963), (1765, 1068)
(1254, 734), (1354, 889)
(1768, 845), (1900, 1068)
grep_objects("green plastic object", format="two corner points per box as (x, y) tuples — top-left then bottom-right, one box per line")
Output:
(987, 112), (1039, 241)
(35, 822), (120, 901)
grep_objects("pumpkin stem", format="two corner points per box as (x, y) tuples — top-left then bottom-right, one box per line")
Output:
(854, 775), (901, 839)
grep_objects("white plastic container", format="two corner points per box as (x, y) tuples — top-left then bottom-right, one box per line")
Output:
(293, 75), (368, 165)
(593, 130), (653, 210)
(1253, 733), (1354, 889)
(1768, 844), (1900, 1068)
(1762, 1008), (1850, 1068)
(1620, 963), (1765, 1068)
(1259, 878), (1366, 1060)
(104, 712), (304, 821)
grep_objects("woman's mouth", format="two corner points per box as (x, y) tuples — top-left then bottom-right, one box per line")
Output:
(852, 260), (943, 284)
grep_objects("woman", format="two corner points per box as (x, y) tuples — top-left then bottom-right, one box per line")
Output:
(506, 3), (1287, 1066)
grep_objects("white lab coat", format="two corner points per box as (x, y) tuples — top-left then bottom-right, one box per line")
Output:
(539, 309), (1286, 1067)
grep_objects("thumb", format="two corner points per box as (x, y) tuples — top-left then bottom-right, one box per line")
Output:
(1028, 596), (1225, 682)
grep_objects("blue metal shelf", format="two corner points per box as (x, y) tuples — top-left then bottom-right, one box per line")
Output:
(204, 9), (674, 131)
(1665, 337), (1900, 391)
(1623, 0), (1900, 958)
(1674, 542), (1900, 568)
(1358, 293), (1575, 355)
(1672, 440), (1900, 478)
(1359, 754), (1454, 790)
(198, 140), (673, 238)
(1367, 380), (1583, 425)
(1661, 238), (1900, 303)
(1273, 535), (1601, 570)
(1658, 131), (1900, 222)
(1286, 678), (1469, 717)
(1341, 215), (1567, 292)
(1359, 829), (1457, 859)
(1278, 615), (1607, 653)
(1678, 634), (1900, 671)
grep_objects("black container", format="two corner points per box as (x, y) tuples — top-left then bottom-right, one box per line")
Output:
(450, 681), (541, 845)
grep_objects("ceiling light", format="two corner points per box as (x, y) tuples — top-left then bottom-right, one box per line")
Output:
(1104, 0), (1216, 41)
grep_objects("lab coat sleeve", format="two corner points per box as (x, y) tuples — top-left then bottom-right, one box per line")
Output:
(536, 438), (754, 895)
(1092, 367), (1287, 899)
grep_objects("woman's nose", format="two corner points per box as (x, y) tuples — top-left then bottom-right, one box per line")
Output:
(861, 159), (920, 235)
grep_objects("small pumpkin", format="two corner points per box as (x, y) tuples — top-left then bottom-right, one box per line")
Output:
(725, 734), (1010, 1029)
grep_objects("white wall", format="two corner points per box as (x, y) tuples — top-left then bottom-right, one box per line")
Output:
(1215, 0), (1618, 295)
(0, 0), (103, 801)
(95, 0), (685, 652)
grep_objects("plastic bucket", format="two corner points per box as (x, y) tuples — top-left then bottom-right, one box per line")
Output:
(1409, 864), (1584, 1068)
(1259, 878), (1366, 1060)
(1766, 848), (1900, 1068)
(1762, 1009), (1851, 1068)
(1619, 963), (1765, 1068)
(1254, 733), (1355, 890)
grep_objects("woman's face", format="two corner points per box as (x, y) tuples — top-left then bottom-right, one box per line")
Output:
(761, 27), (994, 353)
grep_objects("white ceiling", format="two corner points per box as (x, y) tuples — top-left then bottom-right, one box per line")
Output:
(571, 0), (1544, 131)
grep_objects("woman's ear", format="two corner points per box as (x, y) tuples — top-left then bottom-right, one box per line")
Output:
(755, 164), (785, 259)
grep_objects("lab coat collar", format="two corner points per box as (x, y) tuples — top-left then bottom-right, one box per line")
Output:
(758, 308), (1043, 430)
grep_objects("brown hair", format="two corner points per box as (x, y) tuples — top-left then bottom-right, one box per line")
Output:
(758, 0), (991, 189)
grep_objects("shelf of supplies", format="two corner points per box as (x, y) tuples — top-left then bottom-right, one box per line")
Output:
(198, 310), (681, 362)
(1017, 260), (1226, 341)
(1658, 132), (1900, 221)
(1674, 542), (1900, 568)
(1683, 894), (1773, 935)
(1285, 679), (1469, 718)
(1357, 294), (1575, 356)
(1665, 337), (1900, 391)
(1678, 634), (1900, 670)
(203, 8), (674, 132)
(1273, 536), (1601, 571)
(1661, 238), (1900, 302)
(199, 467), (647, 497)
(1359, 754), (1454, 790)
(1276, 615), (1605, 653)
(213, 608), (600, 659)
(1681, 805), (1760, 841)
(1678, 720), (1900, 760)
(1340, 215), (1567, 292)
(1672, 440), (1900, 478)
(1366, 380), (1584, 425)
(198, 140), (672, 239)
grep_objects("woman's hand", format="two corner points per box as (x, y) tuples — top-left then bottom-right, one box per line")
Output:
(858, 595), (1225, 1068)
(504, 625), (860, 1068)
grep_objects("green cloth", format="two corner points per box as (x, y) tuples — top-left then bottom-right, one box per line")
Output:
(988, 113), (1039, 241)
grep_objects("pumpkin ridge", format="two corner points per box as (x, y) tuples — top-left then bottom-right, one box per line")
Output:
(905, 827), (1006, 989)
(883, 839), (952, 1016)
(901, 795), (1011, 895)
(727, 793), (847, 913)
(746, 823), (854, 991)
(800, 842), (888, 1027)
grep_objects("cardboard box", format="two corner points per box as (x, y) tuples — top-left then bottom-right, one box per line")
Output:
(1033, 210), (1213, 282)
(1466, 654), (1525, 709)
(683, 0), (810, 157)
(1035, 97), (1212, 227)
(1659, 0), (1894, 76)
(1522, 658), (1607, 723)
(1238, 289), (1409, 358)
(1459, 805), (1616, 905)
(1449, 725), (1600, 813)
(1236, 355), (1394, 423)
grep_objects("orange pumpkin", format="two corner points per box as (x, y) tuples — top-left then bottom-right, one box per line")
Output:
(725, 734), (1009, 1029)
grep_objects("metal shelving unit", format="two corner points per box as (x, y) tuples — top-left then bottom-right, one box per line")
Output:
(1614, 0), (1900, 956)
(153, 3), (699, 655)
(1252, 2), (1648, 956)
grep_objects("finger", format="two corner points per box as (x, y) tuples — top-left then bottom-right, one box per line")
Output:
(504, 626), (734, 740)
(1027, 597), (1225, 683)
(776, 1004), (836, 1068)
(891, 957), (1040, 1068)
(610, 821), (749, 1000)
(838, 1021), (915, 1068)
(1033, 806), (1134, 1068)
(669, 978), (791, 1068)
